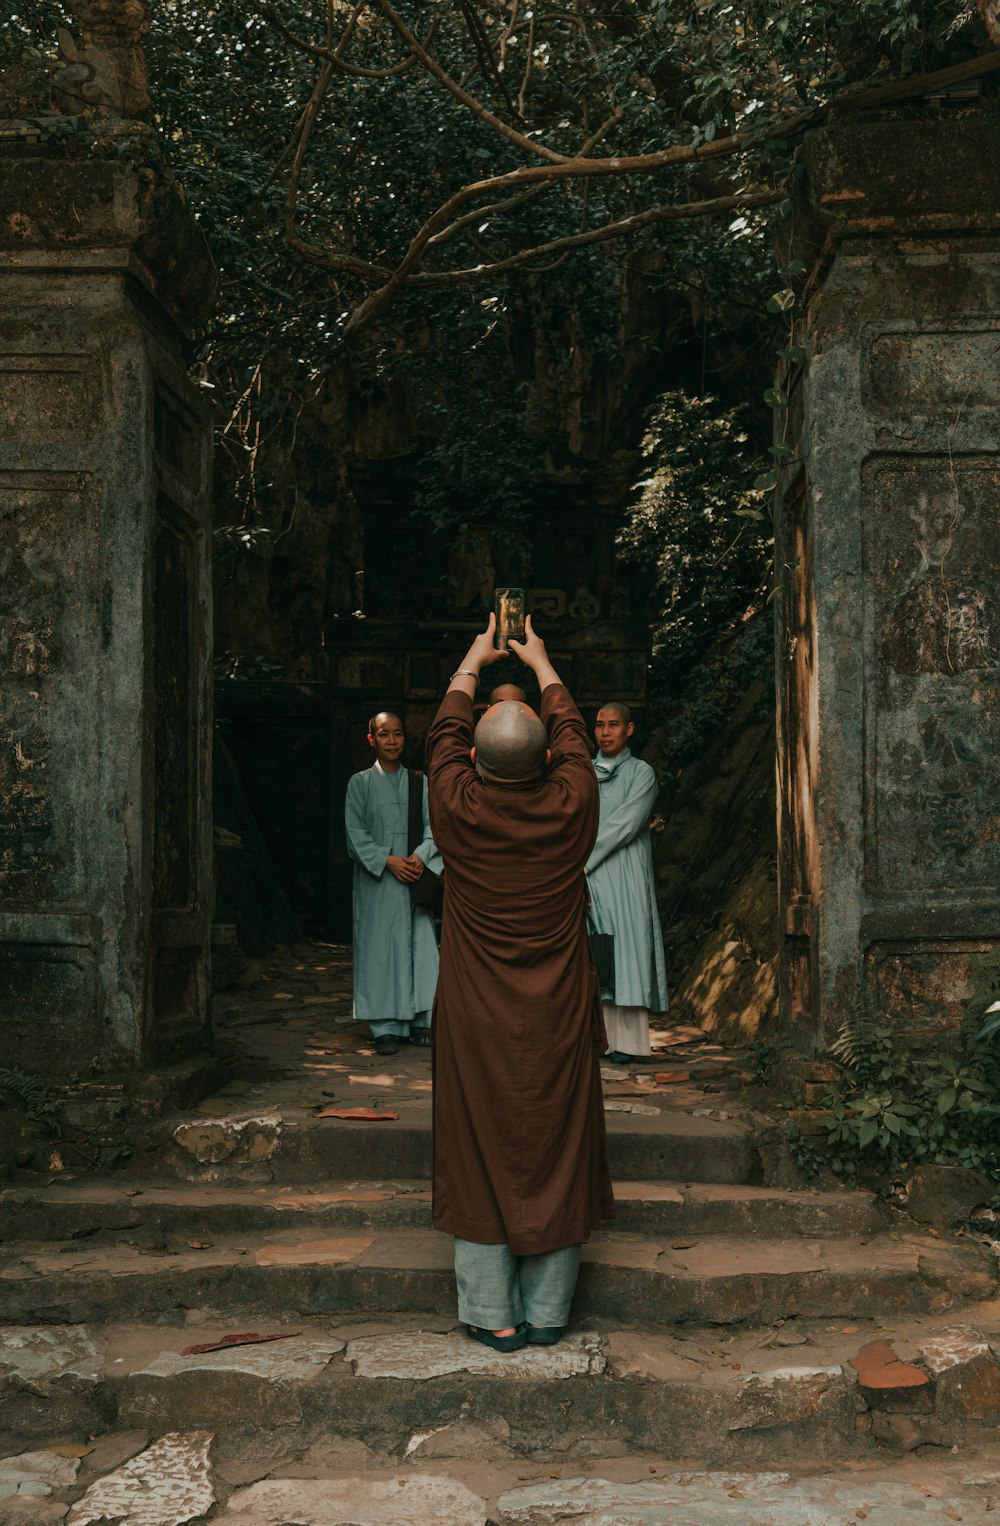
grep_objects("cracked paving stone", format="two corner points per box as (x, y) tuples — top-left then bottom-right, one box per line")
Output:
(136, 1334), (346, 1380)
(0, 1327), (102, 1388)
(215, 1473), (489, 1524)
(344, 1330), (606, 1380)
(0, 1450), (81, 1500)
(496, 1471), (984, 1523)
(730, 1366), (849, 1432)
(68, 1432), (215, 1526)
(606, 1332), (705, 1381)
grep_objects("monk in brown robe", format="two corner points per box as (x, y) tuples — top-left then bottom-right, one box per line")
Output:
(426, 613), (614, 1352)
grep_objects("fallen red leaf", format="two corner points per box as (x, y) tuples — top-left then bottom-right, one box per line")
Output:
(314, 1106), (398, 1121)
(179, 1331), (300, 1356)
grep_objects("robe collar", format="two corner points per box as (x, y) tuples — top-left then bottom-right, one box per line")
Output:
(594, 746), (632, 781)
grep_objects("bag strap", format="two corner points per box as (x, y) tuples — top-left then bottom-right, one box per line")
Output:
(407, 769), (424, 855)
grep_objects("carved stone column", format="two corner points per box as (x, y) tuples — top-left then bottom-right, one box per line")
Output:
(775, 112), (1000, 1049)
(0, 140), (218, 1073)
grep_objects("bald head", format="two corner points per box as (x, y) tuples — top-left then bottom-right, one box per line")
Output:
(474, 701), (548, 781)
(489, 682), (528, 705)
(595, 702), (634, 759)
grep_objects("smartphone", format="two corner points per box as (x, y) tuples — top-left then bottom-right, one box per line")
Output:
(495, 587), (525, 650)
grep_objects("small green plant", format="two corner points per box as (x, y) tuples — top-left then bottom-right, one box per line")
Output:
(795, 975), (1000, 1186)
(0, 1067), (61, 1137)
(786, 1124), (824, 1179)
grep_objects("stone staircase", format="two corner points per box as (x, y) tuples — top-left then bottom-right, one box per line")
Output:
(2, 948), (1000, 1522)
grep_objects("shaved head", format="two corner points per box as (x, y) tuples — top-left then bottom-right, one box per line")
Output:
(595, 702), (634, 759)
(474, 701), (548, 781)
(368, 709), (402, 735)
(597, 701), (631, 724)
(489, 683), (527, 705)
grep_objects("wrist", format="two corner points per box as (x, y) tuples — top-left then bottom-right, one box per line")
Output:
(450, 666), (480, 685)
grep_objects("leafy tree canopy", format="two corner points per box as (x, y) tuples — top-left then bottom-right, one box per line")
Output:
(3, 1), (997, 648)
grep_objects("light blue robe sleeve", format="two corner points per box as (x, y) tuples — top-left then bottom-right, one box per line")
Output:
(345, 771), (388, 878)
(585, 763), (658, 874)
(411, 773), (443, 876)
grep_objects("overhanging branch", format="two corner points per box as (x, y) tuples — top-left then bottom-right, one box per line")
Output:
(340, 47), (1000, 335)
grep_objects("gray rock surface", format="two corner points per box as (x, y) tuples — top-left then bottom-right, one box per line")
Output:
(0, 1450), (81, 1501)
(216, 1473), (488, 1525)
(344, 1330), (605, 1380)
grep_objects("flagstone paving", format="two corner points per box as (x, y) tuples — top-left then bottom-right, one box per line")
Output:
(4, 944), (1000, 1522)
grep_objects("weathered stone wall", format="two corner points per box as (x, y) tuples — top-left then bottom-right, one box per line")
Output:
(0, 143), (217, 1072)
(776, 110), (1000, 1049)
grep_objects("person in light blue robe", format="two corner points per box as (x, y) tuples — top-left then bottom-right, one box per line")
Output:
(585, 702), (668, 1062)
(345, 711), (443, 1057)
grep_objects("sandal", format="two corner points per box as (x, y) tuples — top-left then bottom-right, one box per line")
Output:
(466, 1324), (527, 1353)
(408, 1030), (432, 1047)
(526, 1325), (563, 1346)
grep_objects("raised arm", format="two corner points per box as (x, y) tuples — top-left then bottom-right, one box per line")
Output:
(585, 763), (659, 873)
(444, 611), (514, 700)
(508, 613), (564, 692)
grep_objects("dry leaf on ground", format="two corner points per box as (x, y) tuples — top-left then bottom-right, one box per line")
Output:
(314, 1106), (398, 1121)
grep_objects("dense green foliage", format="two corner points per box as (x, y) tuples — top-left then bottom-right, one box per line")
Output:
(788, 952), (1000, 1186)
(616, 392), (771, 698)
(2, 1), (992, 681)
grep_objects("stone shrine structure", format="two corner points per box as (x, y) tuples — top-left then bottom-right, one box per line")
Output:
(776, 112), (1000, 1049)
(0, 18), (217, 1074)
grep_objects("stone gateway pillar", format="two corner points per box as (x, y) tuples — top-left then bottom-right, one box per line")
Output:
(0, 142), (217, 1073)
(776, 114), (1000, 1050)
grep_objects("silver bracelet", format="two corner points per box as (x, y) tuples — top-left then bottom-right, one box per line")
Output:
(449, 668), (479, 685)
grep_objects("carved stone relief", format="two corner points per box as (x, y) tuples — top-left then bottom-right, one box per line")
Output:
(53, 0), (151, 121)
(0, 473), (99, 904)
(0, 354), (99, 440)
(863, 456), (1000, 894)
(866, 330), (1000, 421)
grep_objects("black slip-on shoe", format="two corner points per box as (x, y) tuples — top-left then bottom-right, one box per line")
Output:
(373, 1036), (400, 1056)
(526, 1326), (563, 1346)
(466, 1324), (527, 1352)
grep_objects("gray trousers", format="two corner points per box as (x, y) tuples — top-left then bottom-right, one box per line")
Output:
(454, 1237), (581, 1329)
(368, 1011), (431, 1038)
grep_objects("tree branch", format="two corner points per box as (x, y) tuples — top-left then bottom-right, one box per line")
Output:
(408, 187), (785, 287)
(341, 47), (1000, 335)
(283, 48), (389, 281)
(424, 108), (621, 252)
(250, 0), (429, 79)
(374, 0), (571, 164)
(457, 0), (519, 118)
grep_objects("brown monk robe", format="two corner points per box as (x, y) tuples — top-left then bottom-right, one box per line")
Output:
(426, 672), (614, 1258)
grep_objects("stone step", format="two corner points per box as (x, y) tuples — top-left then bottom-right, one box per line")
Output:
(1, 1225), (992, 1329)
(3, 1440), (997, 1526)
(4, 1306), (1000, 1475)
(0, 1177), (890, 1244)
(144, 1106), (762, 1186)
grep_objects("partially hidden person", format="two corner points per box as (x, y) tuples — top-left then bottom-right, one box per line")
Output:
(426, 614), (614, 1352)
(345, 710), (443, 1057)
(585, 702), (668, 1064)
